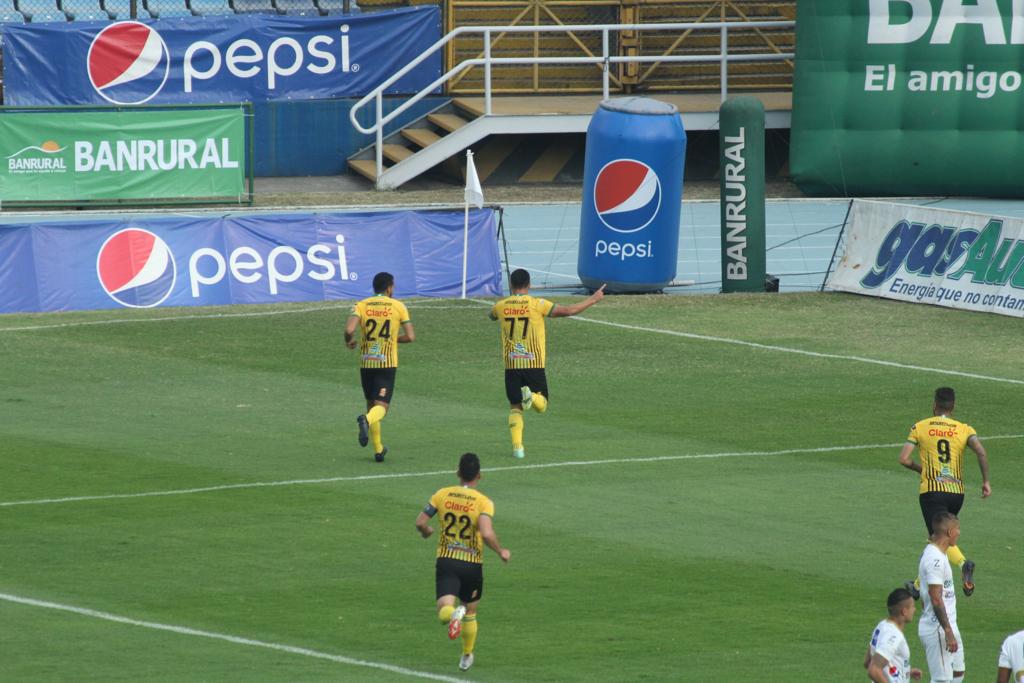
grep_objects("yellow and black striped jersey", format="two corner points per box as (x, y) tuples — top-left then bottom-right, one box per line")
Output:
(426, 486), (495, 565)
(907, 416), (978, 494)
(352, 295), (410, 368)
(492, 295), (555, 369)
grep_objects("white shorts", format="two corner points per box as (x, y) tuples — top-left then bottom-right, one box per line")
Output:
(919, 622), (965, 681)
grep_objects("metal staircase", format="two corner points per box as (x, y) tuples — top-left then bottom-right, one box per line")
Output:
(347, 20), (795, 190)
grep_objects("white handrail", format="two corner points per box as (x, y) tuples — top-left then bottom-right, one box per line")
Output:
(350, 20), (795, 180)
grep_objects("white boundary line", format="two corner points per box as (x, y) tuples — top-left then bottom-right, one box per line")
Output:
(571, 316), (1024, 386)
(4, 435), (1022, 508)
(0, 592), (470, 683)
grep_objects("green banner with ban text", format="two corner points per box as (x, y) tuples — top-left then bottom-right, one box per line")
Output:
(0, 107), (246, 204)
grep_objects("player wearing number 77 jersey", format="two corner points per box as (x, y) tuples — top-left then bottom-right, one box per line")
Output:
(489, 268), (605, 459)
(345, 272), (414, 463)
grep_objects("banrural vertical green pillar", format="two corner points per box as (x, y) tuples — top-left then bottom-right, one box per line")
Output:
(719, 96), (766, 293)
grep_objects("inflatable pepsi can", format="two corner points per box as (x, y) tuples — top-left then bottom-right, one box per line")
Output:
(578, 97), (686, 292)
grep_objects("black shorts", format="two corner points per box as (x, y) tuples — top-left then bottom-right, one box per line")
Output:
(504, 368), (548, 405)
(435, 557), (484, 604)
(360, 368), (396, 404)
(919, 491), (965, 534)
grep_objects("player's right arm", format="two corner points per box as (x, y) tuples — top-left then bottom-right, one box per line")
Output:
(966, 434), (991, 497)
(997, 668), (1011, 683)
(865, 652), (892, 683)
(897, 442), (922, 474)
(926, 583), (958, 652)
(344, 312), (361, 349)
(477, 514), (510, 563)
(415, 498), (438, 539)
(549, 284), (606, 317)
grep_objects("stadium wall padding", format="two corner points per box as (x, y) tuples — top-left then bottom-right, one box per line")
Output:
(251, 96), (447, 177)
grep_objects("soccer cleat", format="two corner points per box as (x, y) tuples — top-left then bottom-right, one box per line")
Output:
(448, 605), (466, 640)
(904, 579), (920, 602)
(356, 415), (369, 447)
(374, 447), (388, 463)
(512, 447), (525, 459)
(520, 386), (533, 411)
(962, 559), (976, 596)
(459, 653), (474, 671)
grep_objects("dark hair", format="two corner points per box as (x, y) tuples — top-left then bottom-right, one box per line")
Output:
(373, 272), (394, 294)
(887, 588), (913, 615)
(509, 268), (531, 290)
(932, 511), (959, 536)
(934, 387), (956, 411)
(458, 452), (481, 482)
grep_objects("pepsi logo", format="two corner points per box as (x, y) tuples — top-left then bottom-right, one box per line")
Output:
(96, 228), (176, 308)
(87, 22), (170, 105)
(593, 159), (662, 234)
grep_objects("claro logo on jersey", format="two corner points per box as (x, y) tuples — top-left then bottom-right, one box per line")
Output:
(96, 229), (355, 307)
(592, 159), (660, 260)
(86, 21), (355, 103)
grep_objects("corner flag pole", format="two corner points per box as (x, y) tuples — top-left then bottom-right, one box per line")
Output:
(462, 149), (484, 299)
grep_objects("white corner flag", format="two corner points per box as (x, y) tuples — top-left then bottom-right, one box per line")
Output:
(462, 150), (484, 299)
(465, 149), (484, 208)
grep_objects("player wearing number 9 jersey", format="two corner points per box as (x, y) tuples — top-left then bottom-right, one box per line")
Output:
(489, 269), (605, 459)
(898, 387), (990, 597)
(415, 453), (510, 672)
(345, 272), (414, 462)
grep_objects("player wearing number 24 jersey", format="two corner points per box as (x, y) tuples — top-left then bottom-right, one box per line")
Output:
(345, 272), (414, 462)
(489, 269), (605, 459)
(898, 387), (990, 598)
(415, 453), (510, 672)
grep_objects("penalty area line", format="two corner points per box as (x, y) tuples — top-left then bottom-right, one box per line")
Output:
(0, 592), (471, 683)
(3, 434), (1022, 508)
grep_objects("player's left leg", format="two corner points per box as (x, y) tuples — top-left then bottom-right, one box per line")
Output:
(524, 369), (548, 413)
(942, 493), (974, 593)
(505, 370), (526, 458)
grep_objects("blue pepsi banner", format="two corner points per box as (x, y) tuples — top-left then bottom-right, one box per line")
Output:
(0, 208), (501, 313)
(1, 6), (440, 106)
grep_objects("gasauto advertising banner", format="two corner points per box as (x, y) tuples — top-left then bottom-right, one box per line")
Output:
(1, 6), (440, 106)
(826, 200), (1024, 317)
(792, 0), (1024, 197)
(0, 107), (246, 203)
(0, 208), (501, 313)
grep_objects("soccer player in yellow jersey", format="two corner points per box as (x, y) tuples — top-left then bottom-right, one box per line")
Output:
(899, 387), (990, 597)
(344, 272), (414, 462)
(415, 453), (510, 672)
(489, 268), (605, 459)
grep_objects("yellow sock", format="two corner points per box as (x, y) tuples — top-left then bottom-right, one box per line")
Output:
(366, 405), (386, 426)
(947, 545), (966, 568)
(461, 614), (478, 655)
(438, 605), (455, 624)
(508, 410), (524, 449)
(914, 577), (920, 591)
(369, 421), (383, 453)
(531, 392), (548, 413)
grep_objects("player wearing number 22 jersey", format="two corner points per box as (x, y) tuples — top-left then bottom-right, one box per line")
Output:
(345, 272), (414, 463)
(415, 453), (510, 672)
(898, 387), (990, 597)
(489, 268), (605, 459)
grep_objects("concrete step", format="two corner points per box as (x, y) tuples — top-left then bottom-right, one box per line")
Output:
(402, 128), (443, 148)
(348, 159), (379, 182)
(382, 144), (414, 164)
(428, 113), (470, 133)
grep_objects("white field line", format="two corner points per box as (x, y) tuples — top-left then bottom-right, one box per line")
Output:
(571, 316), (1024, 386)
(0, 592), (471, 683)
(0, 303), (482, 334)
(4, 435), (1022, 508)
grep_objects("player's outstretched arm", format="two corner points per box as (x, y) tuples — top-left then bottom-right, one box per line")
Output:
(897, 443), (922, 474)
(344, 315), (360, 349)
(398, 321), (415, 344)
(415, 511), (434, 539)
(967, 435), (991, 497)
(549, 284), (606, 318)
(477, 514), (510, 563)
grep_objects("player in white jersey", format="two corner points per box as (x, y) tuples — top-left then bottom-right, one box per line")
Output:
(864, 587), (922, 682)
(998, 630), (1024, 683)
(918, 512), (964, 683)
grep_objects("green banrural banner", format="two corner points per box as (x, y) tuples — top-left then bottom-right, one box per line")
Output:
(792, 1), (1024, 197)
(0, 107), (246, 204)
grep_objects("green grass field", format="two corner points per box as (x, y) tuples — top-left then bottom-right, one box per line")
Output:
(1, 292), (1020, 682)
